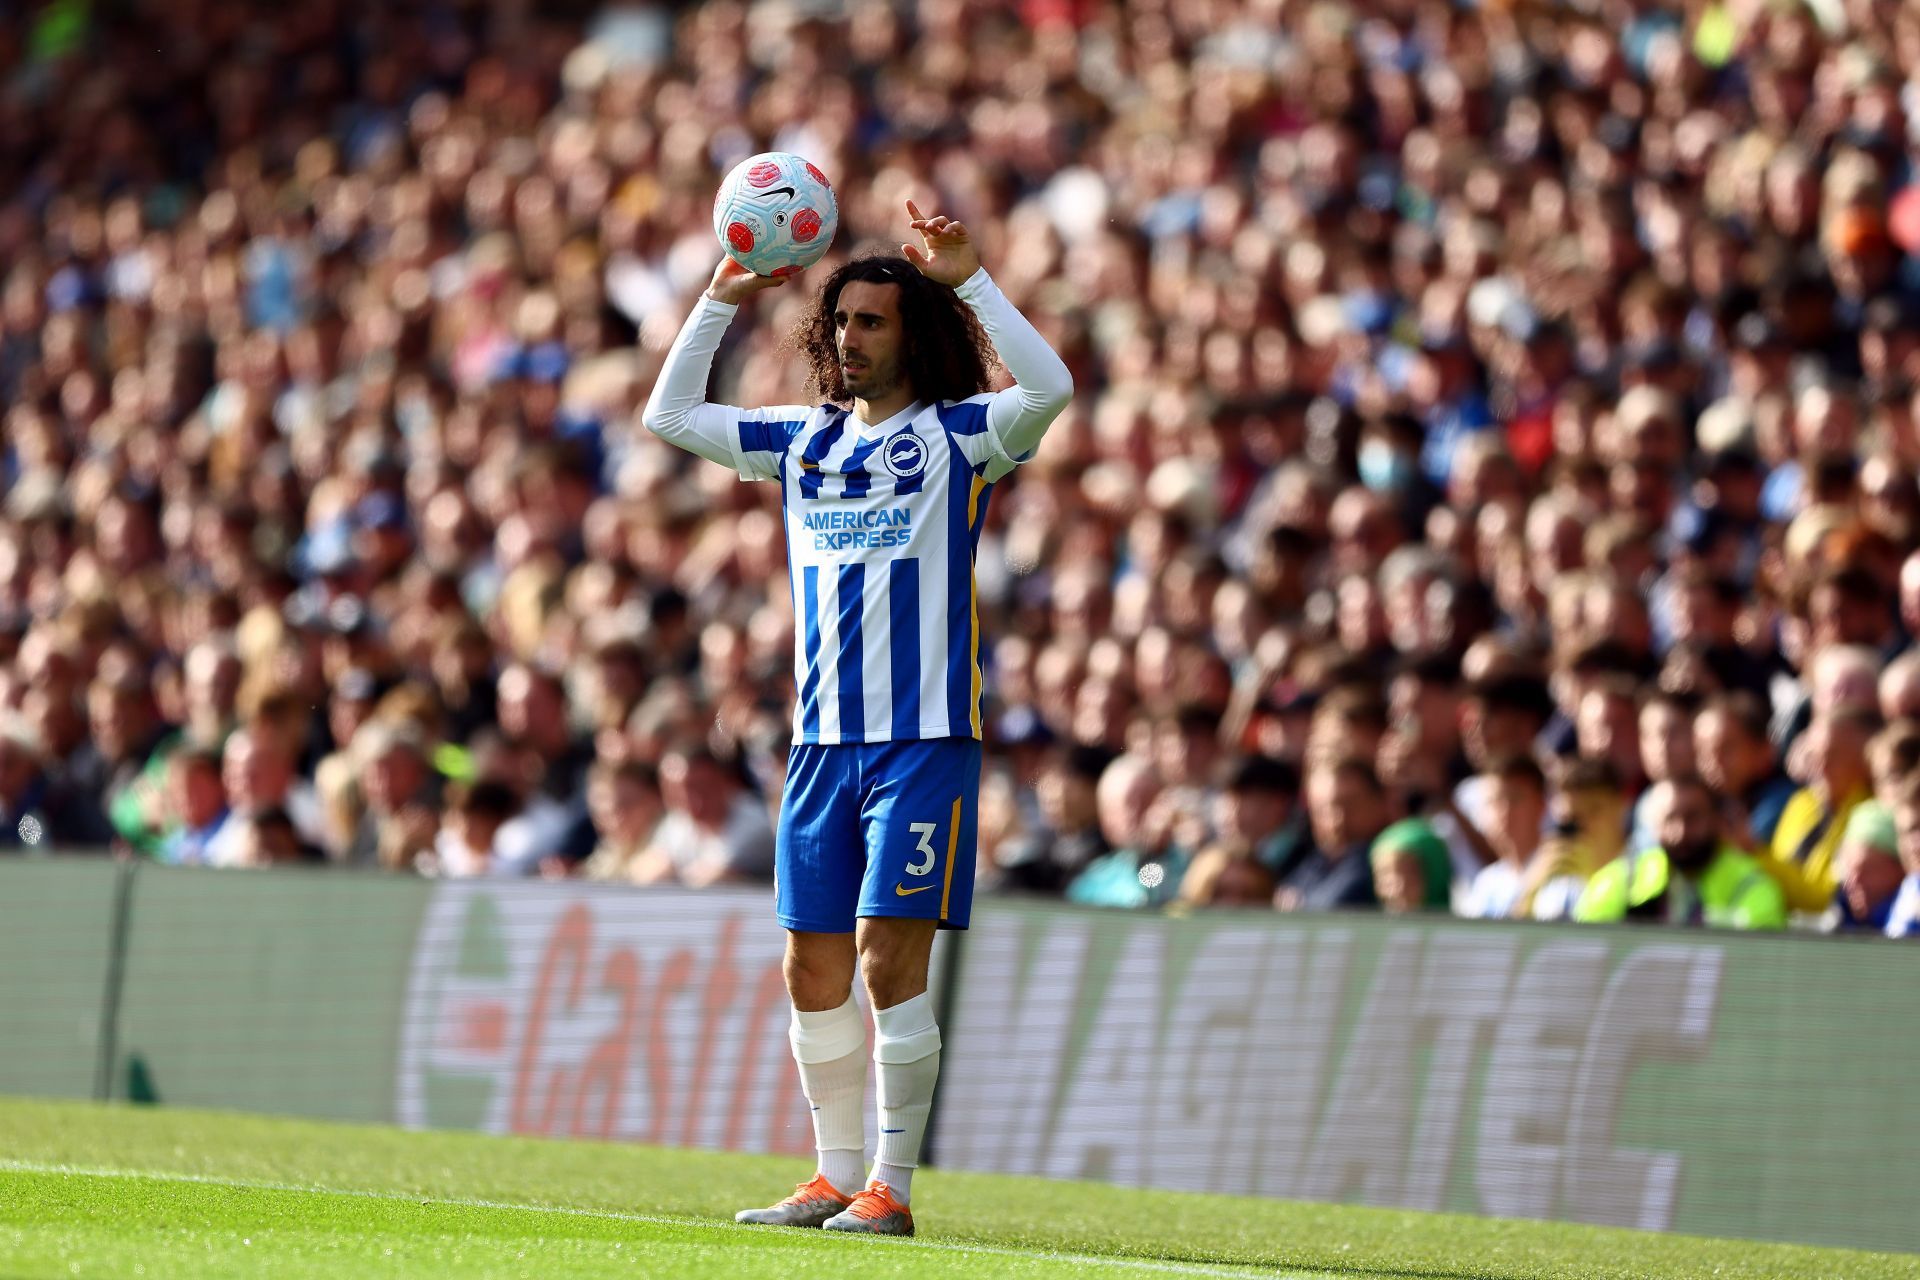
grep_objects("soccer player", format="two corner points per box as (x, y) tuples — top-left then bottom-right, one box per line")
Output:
(642, 201), (1072, 1235)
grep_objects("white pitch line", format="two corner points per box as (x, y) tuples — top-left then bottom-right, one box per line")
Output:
(0, 1160), (1320, 1279)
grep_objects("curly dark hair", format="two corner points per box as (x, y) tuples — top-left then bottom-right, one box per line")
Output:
(789, 254), (999, 405)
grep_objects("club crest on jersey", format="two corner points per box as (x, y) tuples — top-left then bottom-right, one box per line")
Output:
(882, 431), (927, 479)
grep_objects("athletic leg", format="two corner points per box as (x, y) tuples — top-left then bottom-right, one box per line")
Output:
(821, 738), (978, 1234)
(739, 745), (869, 1227)
(785, 930), (865, 1196)
(858, 916), (940, 1202)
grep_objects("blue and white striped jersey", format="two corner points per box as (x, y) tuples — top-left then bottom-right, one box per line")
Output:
(645, 268), (1073, 746)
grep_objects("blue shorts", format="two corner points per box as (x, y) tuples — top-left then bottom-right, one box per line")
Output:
(776, 737), (981, 933)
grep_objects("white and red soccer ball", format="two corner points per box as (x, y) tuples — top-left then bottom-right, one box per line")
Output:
(712, 152), (839, 278)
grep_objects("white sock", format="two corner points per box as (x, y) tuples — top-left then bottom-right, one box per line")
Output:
(789, 994), (867, 1197)
(870, 991), (941, 1205)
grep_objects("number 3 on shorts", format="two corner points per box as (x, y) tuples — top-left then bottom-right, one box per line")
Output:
(906, 822), (938, 876)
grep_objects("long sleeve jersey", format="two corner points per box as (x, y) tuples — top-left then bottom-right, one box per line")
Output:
(642, 267), (1072, 745)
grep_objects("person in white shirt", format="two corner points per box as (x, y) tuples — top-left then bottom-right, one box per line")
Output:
(1459, 754), (1550, 920)
(632, 743), (776, 886)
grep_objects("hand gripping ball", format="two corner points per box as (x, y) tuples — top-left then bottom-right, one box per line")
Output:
(712, 152), (839, 278)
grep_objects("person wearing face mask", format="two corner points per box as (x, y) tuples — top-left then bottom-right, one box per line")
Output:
(1574, 775), (1787, 929)
(1355, 413), (1439, 524)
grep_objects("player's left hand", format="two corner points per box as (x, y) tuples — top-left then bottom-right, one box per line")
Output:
(902, 200), (980, 287)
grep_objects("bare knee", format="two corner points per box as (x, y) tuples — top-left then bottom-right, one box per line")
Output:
(857, 918), (938, 1010)
(785, 931), (856, 1011)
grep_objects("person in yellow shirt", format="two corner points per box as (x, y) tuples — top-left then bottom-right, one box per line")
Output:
(1767, 705), (1879, 915)
(1576, 775), (1787, 930)
(1518, 756), (1630, 920)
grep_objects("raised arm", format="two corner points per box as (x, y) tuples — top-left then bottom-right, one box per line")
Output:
(956, 266), (1074, 460)
(641, 259), (810, 480)
(902, 201), (1073, 467)
(642, 293), (745, 470)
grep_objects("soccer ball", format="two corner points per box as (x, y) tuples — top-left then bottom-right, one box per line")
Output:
(712, 152), (838, 278)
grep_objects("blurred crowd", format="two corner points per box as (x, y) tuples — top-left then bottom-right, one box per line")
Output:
(8, 0), (1920, 936)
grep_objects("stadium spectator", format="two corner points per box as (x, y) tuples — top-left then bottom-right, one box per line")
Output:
(1515, 759), (1627, 922)
(1458, 755), (1550, 920)
(1694, 693), (1795, 850)
(576, 757), (665, 885)
(1576, 777), (1787, 930)
(0, 719), (66, 850)
(991, 744), (1112, 895)
(1370, 819), (1452, 915)
(229, 808), (325, 869)
(1275, 756), (1383, 913)
(1768, 706), (1879, 915)
(1828, 801), (1905, 933)
(60, 668), (164, 847)
(340, 722), (442, 870)
(422, 780), (523, 880)
(1067, 754), (1184, 911)
(204, 727), (322, 866)
(634, 744), (775, 888)
(156, 747), (229, 868)
(1885, 788), (1920, 939)
(1177, 843), (1277, 910)
(1210, 755), (1303, 882)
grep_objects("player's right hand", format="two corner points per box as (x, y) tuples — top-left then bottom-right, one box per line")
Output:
(704, 257), (800, 305)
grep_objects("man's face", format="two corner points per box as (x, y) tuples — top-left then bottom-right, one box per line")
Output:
(1038, 762), (1097, 832)
(1694, 710), (1761, 793)
(834, 281), (905, 401)
(330, 693), (374, 753)
(498, 668), (565, 749)
(1638, 703), (1695, 784)
(1811, 584), (1886, 649)
(22, 686), (81, 754)
(589, 772), (660, 841)
(186, 654), (240, 722)
(1486, 775), (1546, 864)
(364, 747), (424, 812)
(89, 684), (149, 760)
(1815, 715), (1871, 786)
(1307, 766), (1378, 852)
(1658, 782), (1719, 869)
(1464, 702), (1534, 769)
(1098, 766), (1160, 848)
(1216, 785), (1286, 845)
(169, 761), (225, 828)
(1390, 675), (1459, 755)
(1577, 690), (1640, 776)
(224, 736), (290, 809)
(662, 755), (731, 828)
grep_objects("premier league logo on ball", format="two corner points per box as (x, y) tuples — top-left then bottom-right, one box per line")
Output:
(883, 431), (927, 479)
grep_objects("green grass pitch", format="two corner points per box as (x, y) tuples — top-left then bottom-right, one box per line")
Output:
(0, 1099), (1913, 1279)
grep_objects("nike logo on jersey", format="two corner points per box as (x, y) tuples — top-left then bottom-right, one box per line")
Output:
(894, 883), (935, 897)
